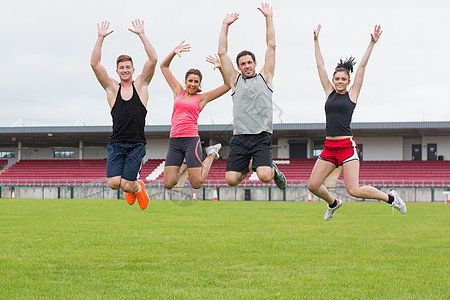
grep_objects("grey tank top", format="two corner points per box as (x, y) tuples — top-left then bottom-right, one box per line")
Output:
(232, 73), (273, 135)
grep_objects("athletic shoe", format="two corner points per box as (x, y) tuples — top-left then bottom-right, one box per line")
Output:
(324, 199), (342, 221)
(272, 161), (286, 189)
(125, 192), (136, 205)
(389, 189), (406, 214)
(205, 143), (222, 159)
(135, 180), (149, 210)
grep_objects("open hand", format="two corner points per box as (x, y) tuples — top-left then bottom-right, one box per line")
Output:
(222, 13), (239, 26)
(174, 41), (191, 57)
(205, 54), (221, 70)
(97, 21), (113, 38)
(371, 25), (382, 43)
(314, 24), (321, 41)
(129, 19), (145, 35)
(257, 3), (273, 18)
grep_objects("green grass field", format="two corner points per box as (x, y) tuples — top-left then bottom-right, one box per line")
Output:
(0, 199), (448, 299)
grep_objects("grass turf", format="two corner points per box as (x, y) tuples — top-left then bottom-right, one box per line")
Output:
(0, 199), (448, 299)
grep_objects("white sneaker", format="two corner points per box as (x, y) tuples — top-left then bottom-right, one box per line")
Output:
(389, 189), (406, 214)
(324, 199), (342, 221)
(205, 143), (222, 159)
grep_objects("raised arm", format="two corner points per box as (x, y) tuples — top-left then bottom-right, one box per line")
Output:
(160, 41), (190, 98)
(349, 25), (382, 102)
(258, 3), (276, 88)
(218, 13), (240, 91)
(199, 54), (231, 110)
(90, 21), (115, 92)
(129, 19), (158, 87)
(314, 24), (334, 97)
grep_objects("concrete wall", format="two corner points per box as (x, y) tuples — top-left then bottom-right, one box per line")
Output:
(355, 136), (403, 160)
(83, 147), (107, 159)
(422, 136), (450, 161)
(403, 136), (450, 161)
(277, 138), (289, 158)
(0, 147), (19, 166)
(21, 147), (64, 159)
(145, 138), (169, 159)
(1, 184), (447, 203)
(0, 146), (107, 166)
(403, 138), (422, 160)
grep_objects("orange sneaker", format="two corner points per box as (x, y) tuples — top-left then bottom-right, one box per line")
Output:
(135, 180), (149, 210)
(125, 192), (136, 205)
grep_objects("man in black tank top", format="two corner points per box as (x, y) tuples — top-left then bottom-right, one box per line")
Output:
(90, 19), (158, 210)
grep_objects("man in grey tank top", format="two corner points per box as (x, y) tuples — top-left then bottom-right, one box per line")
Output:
(218, 3), (286, 189)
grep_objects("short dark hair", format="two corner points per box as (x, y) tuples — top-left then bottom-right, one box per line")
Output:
(116, 55), (133, 68)
(333, 56), (356, 78)
(236, 50), (256, 65)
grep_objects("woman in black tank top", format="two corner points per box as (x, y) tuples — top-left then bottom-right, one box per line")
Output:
(307, 24), (406, 220)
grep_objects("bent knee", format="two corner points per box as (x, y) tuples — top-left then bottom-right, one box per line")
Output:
(109, 183), (120, 190)
(164, 183), (174, 190)
(258, 174), (273, 183)
(225, 174), (240, 187)
(226, 178), (239, 187)
(190, 182), (203, 189)
(163, 178), (178, 190)
(108, 179), (121, 190)
(308, 182), (320, 193)
(120, 181), (136, 193)
(346, 188), (360, 198)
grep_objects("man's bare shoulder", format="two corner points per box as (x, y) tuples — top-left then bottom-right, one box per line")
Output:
(259, 70), (274, 90)
(229, 71), (240, 89)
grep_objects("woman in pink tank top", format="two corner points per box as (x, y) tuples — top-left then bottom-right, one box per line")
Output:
(160, 41), (230, 189)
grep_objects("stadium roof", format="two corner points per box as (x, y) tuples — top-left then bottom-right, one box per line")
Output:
(0, 121), (449, 147)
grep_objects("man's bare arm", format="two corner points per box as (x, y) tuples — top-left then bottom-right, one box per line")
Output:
(90, 21), (115, 91)
(218, 13), (240, 91)
(129, 19), (158, 87)
(259, 3), (276, 88)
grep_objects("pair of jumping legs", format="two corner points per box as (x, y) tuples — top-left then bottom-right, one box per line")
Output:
(106, 142), (149, 210)
(108, 177), (149, 209)
(225, 160), (286, 189)
(308, 138), (406, 220)
(225, 132), (286, 189)
(164, 137), (222, 190)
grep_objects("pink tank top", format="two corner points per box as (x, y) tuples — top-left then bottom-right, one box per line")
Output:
(170, 90), (201, 137)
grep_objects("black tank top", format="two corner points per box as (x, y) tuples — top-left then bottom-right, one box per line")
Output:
(325, 91), (356, 136)
(109, 82), (147, 144)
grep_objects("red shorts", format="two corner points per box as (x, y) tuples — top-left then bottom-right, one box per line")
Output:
(319, 137), (359, 166)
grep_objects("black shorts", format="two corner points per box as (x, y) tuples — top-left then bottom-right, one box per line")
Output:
(226, 131), (273, 173)
(106, 142), (146, 181)
(165, 137), (203, 168)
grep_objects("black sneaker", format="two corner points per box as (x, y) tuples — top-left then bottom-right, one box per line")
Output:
(272, 161), (286, 189)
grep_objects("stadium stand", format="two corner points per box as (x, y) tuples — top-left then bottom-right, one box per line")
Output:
(272, 158), (316, 181)
(345, 160), (450, 186)
(204, 159), (228, 179)
(203, 159), (252, 182)
(0, 158), (448, 187)
(0, 159), (7, 169)
(141, 159), (164, 181)
(0, 159), (106, 185)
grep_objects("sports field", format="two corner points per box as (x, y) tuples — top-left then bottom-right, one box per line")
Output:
(1, 199), (448, 299)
